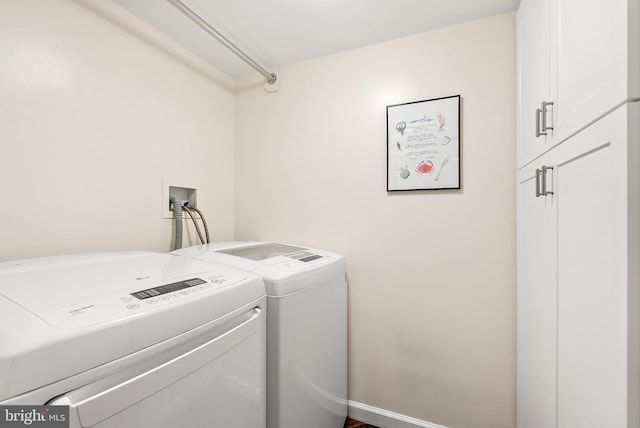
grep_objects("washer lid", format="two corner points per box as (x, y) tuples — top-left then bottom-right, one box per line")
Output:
(173, 242), (346, 295)
(217, 243), (307, 261)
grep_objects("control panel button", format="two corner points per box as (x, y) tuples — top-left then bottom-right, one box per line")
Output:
(126, 303), (140, 310)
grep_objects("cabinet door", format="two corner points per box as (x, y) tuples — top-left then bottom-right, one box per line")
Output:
(553, 0), (631, 143)
(551, 106), (629, 428)
(516, 157), (556, 428)
(517, 0), (552, 167)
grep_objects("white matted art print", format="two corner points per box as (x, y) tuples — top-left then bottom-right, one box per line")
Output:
(386, 95), (460, 191)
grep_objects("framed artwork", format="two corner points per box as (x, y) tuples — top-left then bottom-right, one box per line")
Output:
(387, 95), (460, 191)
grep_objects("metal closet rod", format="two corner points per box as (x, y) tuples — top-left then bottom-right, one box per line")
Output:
(167, 0), (277, 84)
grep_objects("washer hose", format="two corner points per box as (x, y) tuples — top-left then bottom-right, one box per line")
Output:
(170, 197), (183, 250)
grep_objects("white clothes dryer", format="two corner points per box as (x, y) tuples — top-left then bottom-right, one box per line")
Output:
(173, 242), (347, 428)
(0, 251), (266, 428)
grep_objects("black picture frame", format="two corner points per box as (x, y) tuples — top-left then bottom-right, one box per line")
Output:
(386, 95), (461, 191)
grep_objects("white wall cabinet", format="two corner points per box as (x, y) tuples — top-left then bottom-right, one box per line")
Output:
(518, 1), (639, 427)
(516, 0), (639, 168)
(517, 103), (639, 428)
(516, 0), (552, 166)
(516, 152), (556, 428)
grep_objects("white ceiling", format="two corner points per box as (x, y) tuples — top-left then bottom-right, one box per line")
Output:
(113, 0), (520, 79)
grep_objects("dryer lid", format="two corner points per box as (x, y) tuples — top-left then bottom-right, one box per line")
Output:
(0, 251), (265, 402)
(0, 252), (214, 317)
(0, 251), (264, 330)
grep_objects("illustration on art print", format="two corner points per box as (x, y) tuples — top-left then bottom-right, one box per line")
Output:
(387, 95), (460, 191)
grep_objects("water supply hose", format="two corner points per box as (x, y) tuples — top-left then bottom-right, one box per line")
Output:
(170, 197), (183, 250)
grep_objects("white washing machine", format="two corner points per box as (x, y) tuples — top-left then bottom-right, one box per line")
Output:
(173, 242), (347, 428)
(0, 251), (266, 428)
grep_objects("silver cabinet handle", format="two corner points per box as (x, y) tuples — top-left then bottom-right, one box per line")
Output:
(535, 166), (554, 197)
(536, 101), (554, 137)
(542, 165), (554, 195)
(536, 108), (543, 137)
(541, 101), (554, 133)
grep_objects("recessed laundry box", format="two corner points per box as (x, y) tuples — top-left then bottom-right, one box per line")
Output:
(0, 252), (266, 428)
(172, 242), (348, 428)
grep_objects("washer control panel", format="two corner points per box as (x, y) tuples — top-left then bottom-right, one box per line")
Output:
(285, 251), (324, 263)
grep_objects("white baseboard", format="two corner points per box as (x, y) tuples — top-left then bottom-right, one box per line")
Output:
(348, 401), (449, 428)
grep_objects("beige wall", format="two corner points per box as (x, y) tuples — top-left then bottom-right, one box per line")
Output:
(0, 0), (236, 261)
(235, 13), (516, 428)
